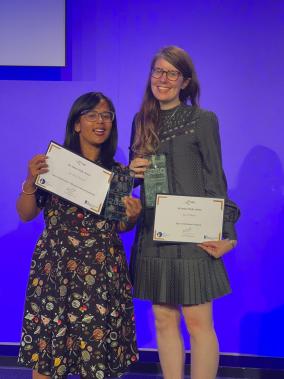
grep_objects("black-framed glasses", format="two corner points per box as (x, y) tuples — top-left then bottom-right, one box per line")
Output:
(151, 67), (181, 81)
(80, 110), (115, 123)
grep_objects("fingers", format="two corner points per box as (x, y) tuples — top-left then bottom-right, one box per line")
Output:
(198, 243), (218, 257)
(129, 158), (150, 178)
(131, 158), (150, 167)
(27, 154), (48, 182)
(123, 196), (142, 222)
(123, 196), (142, 215)
(197, 239), (233, 258)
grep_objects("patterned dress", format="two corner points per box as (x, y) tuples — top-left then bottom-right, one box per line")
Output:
(129, 104), (240, 305)
(18, 184), (138, 378)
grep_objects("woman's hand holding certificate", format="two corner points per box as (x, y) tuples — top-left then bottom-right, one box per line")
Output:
(198, 239), (237, 258)
(35, 141), (112, 215)
(22, 154), (48, 195)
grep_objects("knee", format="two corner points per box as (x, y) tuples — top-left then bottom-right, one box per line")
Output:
(153, 306), (180, 334)
(184, 315), (214, 337)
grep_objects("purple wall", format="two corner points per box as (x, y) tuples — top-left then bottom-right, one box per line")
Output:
(0, 0), (283, 356)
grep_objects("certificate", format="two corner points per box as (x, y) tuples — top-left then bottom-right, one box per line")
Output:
(35, 141), (112, 214)
(153, 195), (224, 243)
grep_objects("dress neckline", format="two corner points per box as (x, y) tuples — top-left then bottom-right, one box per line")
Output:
(160, 104), (181, 115)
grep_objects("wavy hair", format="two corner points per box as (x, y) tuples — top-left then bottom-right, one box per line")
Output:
(132, 46), (200, 155)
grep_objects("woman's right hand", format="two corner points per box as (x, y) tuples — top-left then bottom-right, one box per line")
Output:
(24, 154), (48, 189)
(18, 154), (48, 221)
(129, 157), (150, 179)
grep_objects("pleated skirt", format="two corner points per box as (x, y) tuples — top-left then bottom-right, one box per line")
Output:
(131, 246), (231, 306)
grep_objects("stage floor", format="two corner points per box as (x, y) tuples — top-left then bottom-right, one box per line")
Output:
(0, 367), (244, 379)
(1, 348), (283, 379)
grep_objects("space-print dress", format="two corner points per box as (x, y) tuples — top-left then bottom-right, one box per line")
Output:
(18, 189), (138, 378)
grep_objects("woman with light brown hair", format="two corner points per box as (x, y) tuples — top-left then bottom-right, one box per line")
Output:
(129, 46), (240, 379)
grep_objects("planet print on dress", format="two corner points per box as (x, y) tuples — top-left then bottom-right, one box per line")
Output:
(18, 179), (138, 378)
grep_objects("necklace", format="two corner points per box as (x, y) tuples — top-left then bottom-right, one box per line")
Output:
(170, 105), (180, 119)
(162, 104), (181, 120)
(160, 105), (181, 128)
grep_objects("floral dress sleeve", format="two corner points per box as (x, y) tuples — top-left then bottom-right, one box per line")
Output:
(35, 188), (49, 209)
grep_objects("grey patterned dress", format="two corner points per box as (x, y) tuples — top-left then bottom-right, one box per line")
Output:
(129, 104), (240, 305)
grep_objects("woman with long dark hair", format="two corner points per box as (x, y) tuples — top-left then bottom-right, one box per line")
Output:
(129, 47), (240, 379)
(17, 92), (141, 378)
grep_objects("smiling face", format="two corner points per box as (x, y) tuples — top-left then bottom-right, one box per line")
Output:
(74, 100), (113, 151)
(150, 58), (190, 110)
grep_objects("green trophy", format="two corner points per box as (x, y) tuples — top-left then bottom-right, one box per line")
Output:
(144, 154), (169, 207)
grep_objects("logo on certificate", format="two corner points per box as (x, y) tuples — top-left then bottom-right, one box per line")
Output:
(203, 235), (215, 240)
(84, 199), (95, 208)
(155, 231), (168, 239)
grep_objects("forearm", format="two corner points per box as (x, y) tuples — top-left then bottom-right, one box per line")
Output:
(16, 182), (41, 221)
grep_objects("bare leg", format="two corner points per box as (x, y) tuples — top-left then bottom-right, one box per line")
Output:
(153, 304), (184, 379)
(32, 370), (51, 379)
(182, 302), (219, 379)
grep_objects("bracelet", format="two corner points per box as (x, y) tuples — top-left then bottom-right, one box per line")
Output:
(22, 181), (37, 195)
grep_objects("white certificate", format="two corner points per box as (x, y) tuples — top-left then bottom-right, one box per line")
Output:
(35, 141), (112, 214)
(153, 194), (224, 243)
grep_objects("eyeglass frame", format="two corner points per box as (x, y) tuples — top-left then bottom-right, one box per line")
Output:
(151, 67), (182, 81)
(80, 109), (115, 123)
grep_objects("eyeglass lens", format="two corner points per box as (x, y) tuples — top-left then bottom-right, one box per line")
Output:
(151, 68), (180, 81)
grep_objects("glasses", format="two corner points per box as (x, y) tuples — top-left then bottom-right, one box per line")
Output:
(151, 67), (181, 81)
(80, 110), (115, 123)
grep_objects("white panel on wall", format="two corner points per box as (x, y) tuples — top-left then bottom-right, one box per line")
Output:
(0, 0), (65, 66)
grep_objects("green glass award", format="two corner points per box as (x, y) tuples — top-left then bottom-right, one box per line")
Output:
(144, 154), (169, 207)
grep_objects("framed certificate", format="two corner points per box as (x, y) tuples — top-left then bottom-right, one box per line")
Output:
(35, 141), (112, 214)
(153, 194), (224, 243)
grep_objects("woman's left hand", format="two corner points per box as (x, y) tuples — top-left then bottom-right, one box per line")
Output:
(197, 239), (237, 258)
(123, 196), (142, 225)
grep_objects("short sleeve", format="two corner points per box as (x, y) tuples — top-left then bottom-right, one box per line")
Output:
(35, 188), (49, 209)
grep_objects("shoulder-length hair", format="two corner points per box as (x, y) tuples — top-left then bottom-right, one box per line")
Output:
(64, 92), (118, 168)
(132, 46), (200, 155)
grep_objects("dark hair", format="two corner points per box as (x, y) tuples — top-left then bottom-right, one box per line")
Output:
(64, 92), (118, 168)
(132, 46), (200, 155)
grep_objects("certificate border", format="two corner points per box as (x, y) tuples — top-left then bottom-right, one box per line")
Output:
(153, 193), (224, 243)
(35, 140), (113, 215)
